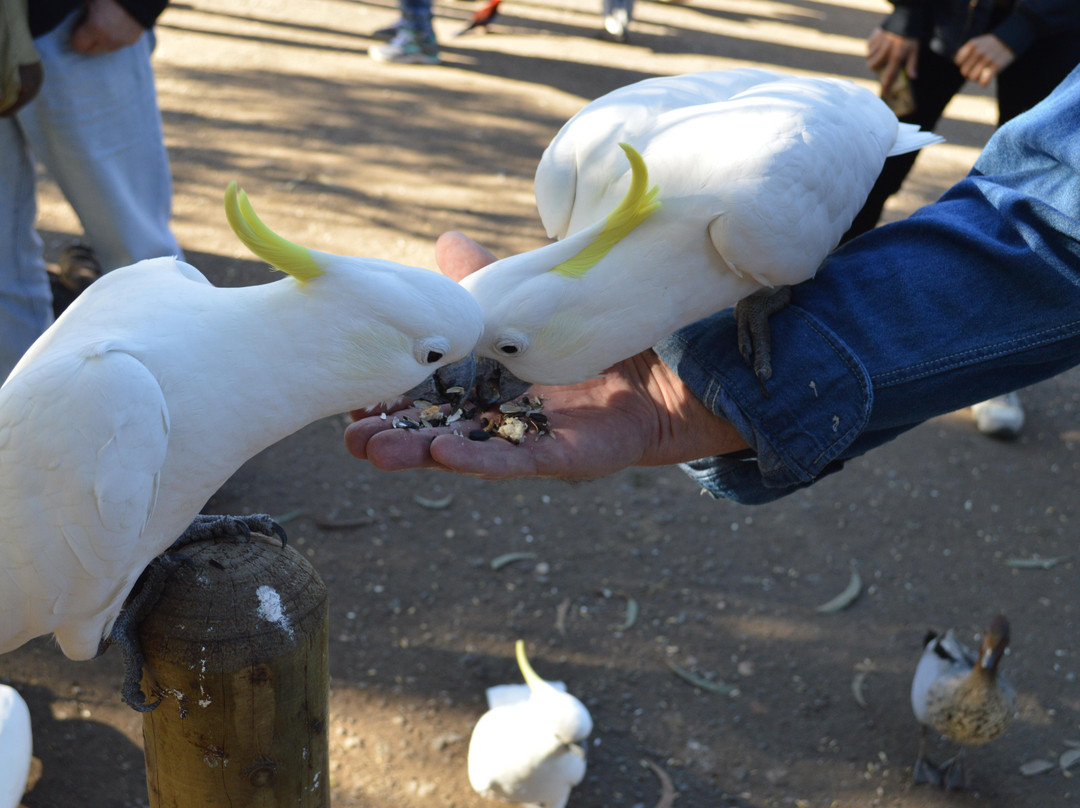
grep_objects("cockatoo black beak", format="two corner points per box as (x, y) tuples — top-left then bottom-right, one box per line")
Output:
(471, 356), (532, 406)
(404, 352), (478, 403)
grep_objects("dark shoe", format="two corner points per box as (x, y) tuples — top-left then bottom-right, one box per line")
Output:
(49, 243), (102, 318)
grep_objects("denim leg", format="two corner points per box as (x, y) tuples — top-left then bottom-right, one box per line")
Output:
(399, 0), (435, 38)
(0, 119), (52, 382)
(18, 13), (181, 272)
(602, 0), (635, 19)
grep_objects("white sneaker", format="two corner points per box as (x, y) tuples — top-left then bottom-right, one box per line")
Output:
(369, 30), (440, 64)
(602, 8), (629, 41)
(971, 392), (1025, 440)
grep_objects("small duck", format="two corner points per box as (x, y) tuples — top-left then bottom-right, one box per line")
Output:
(467, 640), (592, 808)
(910, 614), (1016, 790)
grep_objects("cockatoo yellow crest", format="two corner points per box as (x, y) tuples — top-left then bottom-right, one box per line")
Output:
(224, 181), (324, 282)
(461, 68), (943, 394)
(0, 184), (483, 684)
(550, 143), (659, 279)
(468, 640), (592, 808)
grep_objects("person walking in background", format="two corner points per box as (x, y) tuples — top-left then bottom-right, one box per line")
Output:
(369, 0), (440, 64)
(0, 0), (182, 381)
(844, 0), (1080, 440)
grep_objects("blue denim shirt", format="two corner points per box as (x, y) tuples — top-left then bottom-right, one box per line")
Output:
(655, 65), (1080, 504)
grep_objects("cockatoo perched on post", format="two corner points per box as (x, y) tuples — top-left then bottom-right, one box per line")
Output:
(468, 640), (593, 808)
(461, 68), (943, 402)
(0, 183), (483, 709)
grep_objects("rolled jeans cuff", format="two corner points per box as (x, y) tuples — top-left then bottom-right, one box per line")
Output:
(654, 305), (872, 504)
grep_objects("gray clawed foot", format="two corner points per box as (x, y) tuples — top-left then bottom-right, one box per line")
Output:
(108, 553), (193, 712)
(734, 286), (792, 395)
(107, 514), (287, 712)
(170, 513), (288, 551)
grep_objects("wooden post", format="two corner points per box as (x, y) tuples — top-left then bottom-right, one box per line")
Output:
(138, 535), (329, 808)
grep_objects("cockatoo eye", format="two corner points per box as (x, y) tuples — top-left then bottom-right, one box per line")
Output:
(494, 335), (528, 357)
(415, 338), (450, 365)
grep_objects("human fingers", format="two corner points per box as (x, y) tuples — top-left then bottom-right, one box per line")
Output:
(344, 413), (457, 470)
(866, 28), (892, 71)
(427, 432), (545, 479)
(349, 409), (633, 480)
(426, 411), (645, 480)
(905, 46), (919, 79)
(435, 231), (497, 282)
(955, 35), (1013, 86)
(866, 29), (917, 82)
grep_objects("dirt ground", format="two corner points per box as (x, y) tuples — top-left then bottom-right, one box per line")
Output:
(4, 0), (1078, 806)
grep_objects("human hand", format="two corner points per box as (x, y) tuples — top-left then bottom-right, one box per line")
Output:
(954, 35), (1014, 86)
(343, 232), (748, 480)
(70, 0), (146, 55)
(866, 27), (919, 95)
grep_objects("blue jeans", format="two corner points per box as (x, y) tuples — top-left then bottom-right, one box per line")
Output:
(399, 0), (435, 38)
(0, 12), (181, 380)
(655, 64), (1080, 504)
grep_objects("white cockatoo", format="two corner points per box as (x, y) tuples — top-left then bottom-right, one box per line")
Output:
(0, 183), (483, 709)
(468, 640), (593, 808)
(460, 68), (942, 401)
(0, 685), (31, 808)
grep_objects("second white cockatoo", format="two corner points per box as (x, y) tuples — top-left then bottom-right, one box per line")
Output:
(468, 640), (593, 808)
(0, 183), (483, 709)
(0, 684), (31, 808)
(460, 68), (943, 401)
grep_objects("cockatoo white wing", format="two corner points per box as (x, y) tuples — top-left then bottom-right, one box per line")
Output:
(546, 73), (931, 287)
(697, 76), (906, 286)
(536, 68), (784, 240)
(0, 343), (169, 661)
(0, 684), (31, 808)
